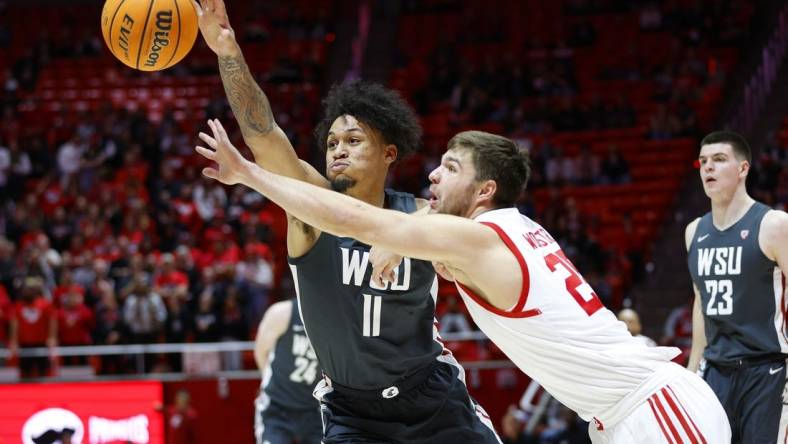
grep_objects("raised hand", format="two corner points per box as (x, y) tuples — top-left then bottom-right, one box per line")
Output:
(196, 119), (253, 185)
(193, 0), (239, 56)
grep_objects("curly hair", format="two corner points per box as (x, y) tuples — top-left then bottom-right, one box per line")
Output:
(314, 81), (422, 160)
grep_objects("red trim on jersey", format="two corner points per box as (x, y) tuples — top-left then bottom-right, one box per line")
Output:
(653, 394), (682, 442)
(480, 222), (531, 312)
(667, 386), (707, 444)
(454, 221), (539, 318)
(781, 271), (787, 342)
(648, 397), (675, 444)
(662, 387), (703, 444)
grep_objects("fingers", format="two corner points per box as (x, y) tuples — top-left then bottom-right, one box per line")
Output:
(380, 262), (396, 284)
(211, 118), (229, 140)
(371, 270), (384, 288)
(198, 131), (217, 148)
(202, 167), (219, 179)
(215, 0), (228, 16)
(192, 0), (203, 15)
(206, 118), (229, 143)
(371, 261), (397, 287)
(213, 119), (230, 142)
(195, 146), (216, 160)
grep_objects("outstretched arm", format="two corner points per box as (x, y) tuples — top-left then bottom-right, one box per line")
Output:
(195, 120), (495, 268)
(194, 0), (327, 188)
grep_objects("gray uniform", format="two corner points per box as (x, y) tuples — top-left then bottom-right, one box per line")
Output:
(687, 202), (787, 443)
(289, 189), (500, 443)
(254, 300), (322, 444)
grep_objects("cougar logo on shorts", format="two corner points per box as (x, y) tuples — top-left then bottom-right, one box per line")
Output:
(22, 407), (84, 444)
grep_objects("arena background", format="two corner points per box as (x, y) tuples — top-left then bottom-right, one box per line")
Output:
(0, 0), (786, 442)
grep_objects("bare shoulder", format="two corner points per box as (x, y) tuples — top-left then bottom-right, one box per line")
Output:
(259, 299), (293, 329)
(684, 217), (701, 251)
(760, 209), (788, 260)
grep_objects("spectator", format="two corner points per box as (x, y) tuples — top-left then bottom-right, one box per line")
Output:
(0, 237), (20, 292)
(164, 295), (192, 372)
(648, 104), (680, 140)
(0, 283), (10, 351)
(193, 293), (220, 343)
(9, 276), (57, 378)
(235, 243), (274, 325)
(599, 145), (630, 184)
(165, 389), (198, 444)
(574, 145), (600, 185)
(193, 177), (227, 221)
(662, 301), (693, 352)
(154, 253), (189, 303)
(617, 308), (657, 347)
(93, 280), (125, 373)
(0, 137), (10, 197)
(219, 290), (246, 370)
(439, 297), (473, 335)
(56, 134), (87, 187)
(122, 273), (167, 344)
(56, 286), (94, 365)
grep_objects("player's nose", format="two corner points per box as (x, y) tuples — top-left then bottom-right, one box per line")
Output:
(332, 143), (349, 159)
(428, 167), (440, 183)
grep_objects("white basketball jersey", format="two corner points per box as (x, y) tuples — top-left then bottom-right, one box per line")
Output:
(455, 208), (682, 428)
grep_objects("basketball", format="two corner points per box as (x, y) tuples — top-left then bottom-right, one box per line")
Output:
(100, 0), (199, 71)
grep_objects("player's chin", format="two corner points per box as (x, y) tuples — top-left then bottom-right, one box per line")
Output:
(330, 176), (357, 193)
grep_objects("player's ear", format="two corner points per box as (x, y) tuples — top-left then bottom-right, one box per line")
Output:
(739, 159), (750, 178)
(383, 144), (398, 165)
(477, 179), (497, 203)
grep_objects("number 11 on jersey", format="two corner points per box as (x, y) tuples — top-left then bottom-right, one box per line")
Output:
(363, 294), (382, 337)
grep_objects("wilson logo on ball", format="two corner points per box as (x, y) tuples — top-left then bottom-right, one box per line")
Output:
(144, 10), (172, 68)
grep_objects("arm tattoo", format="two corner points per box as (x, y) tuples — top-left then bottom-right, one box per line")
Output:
(218, 54), (275, 138)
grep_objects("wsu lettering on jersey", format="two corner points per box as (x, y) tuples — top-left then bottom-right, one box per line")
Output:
(340, 247), (412, 291)
(696, 247), (742, 277)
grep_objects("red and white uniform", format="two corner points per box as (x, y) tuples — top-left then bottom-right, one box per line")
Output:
(455, 208), (730, 443)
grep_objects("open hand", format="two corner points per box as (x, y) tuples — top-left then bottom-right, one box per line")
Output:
(193, 0), (238, 56)
(196, 119), (253, 186)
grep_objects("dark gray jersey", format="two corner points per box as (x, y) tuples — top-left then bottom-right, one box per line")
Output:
(261, 300), (320, 410)
(687, 202), (788, 364)
(288, 189), (442, 389)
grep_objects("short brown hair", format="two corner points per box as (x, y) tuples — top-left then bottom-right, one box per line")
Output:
(700, 130), (751, 163)
(447, 131), (530, 207)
